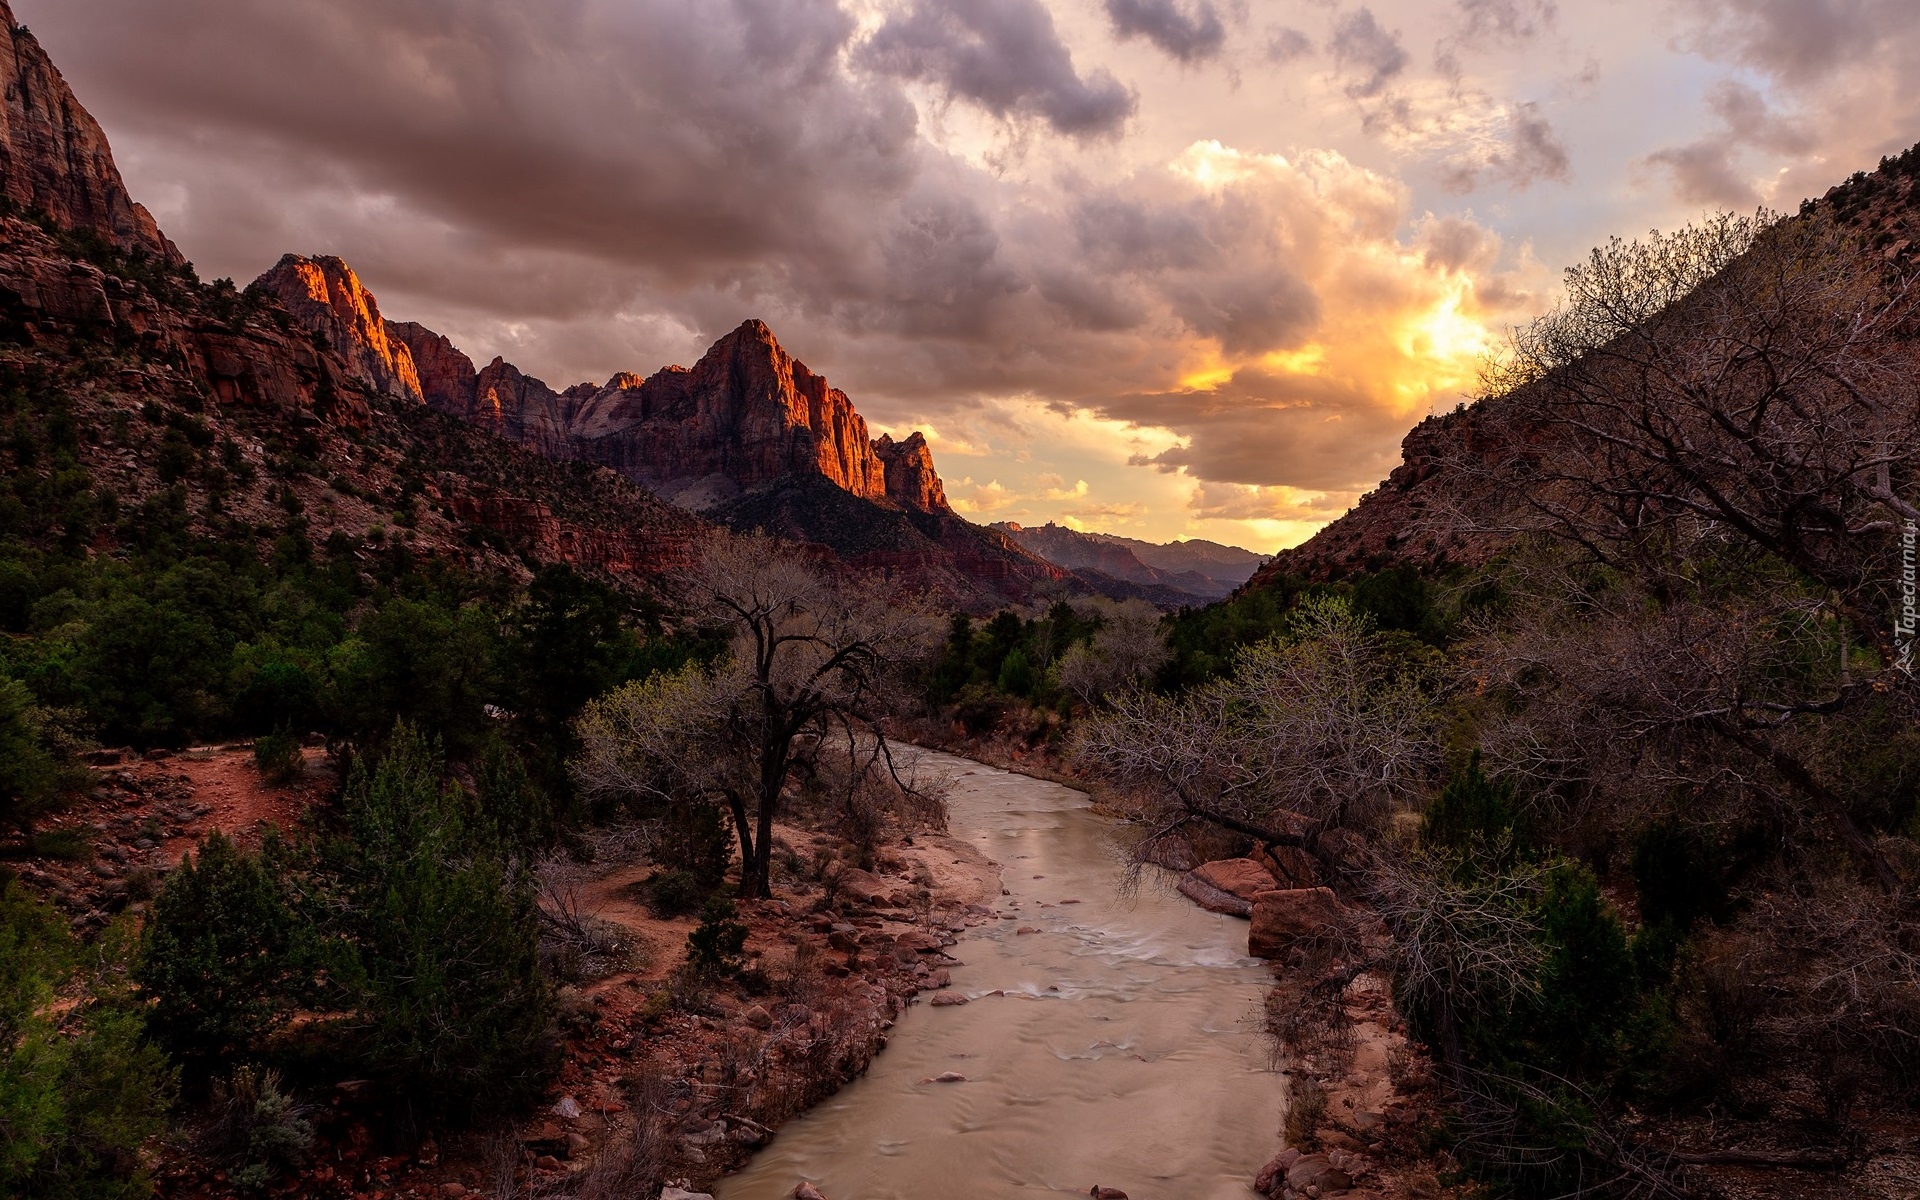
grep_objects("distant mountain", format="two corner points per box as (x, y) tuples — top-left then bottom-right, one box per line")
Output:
(254, 256), (1066, 608)
(992, 522), (1265, 601)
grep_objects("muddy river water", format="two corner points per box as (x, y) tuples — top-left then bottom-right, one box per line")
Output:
(717, 748), (1286, 1199)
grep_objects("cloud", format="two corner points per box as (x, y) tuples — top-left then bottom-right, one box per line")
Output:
(859, 0), (1136, 138)
(1454, 0), (1556, 43)
(1678, 0), (1894, 87)
(1329, 8), (1409, 100)
(1639, 79), (1815, 206)
(1104, 0), (1227, 64)
(19, 0), (1530, 551)
(1265, 27), (1314, 63)
(1439, 101), (1571, 191)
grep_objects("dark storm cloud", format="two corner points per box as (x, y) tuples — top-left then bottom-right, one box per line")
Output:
(16, 0), (1503, 528)
(26, 0), (921, 279)
(858, 0), (1136, 137)
(1104, 0), (1227, 64)
(1113, 367), (1411, 491)
(1454, 0), (1555, 43)
(1265, 27), (1314, 63)
(1329, 8), (1409, 100)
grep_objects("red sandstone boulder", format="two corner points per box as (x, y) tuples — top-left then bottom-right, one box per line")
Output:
(1248, 887), (1350, 960)
(1286, 1153), (1353, 1193)
(1177, 857), (1278, 918)
(1195, 857), (1279, 900)
(1255, 844), (1322, 889)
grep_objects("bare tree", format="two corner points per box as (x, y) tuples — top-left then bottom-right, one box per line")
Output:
(1056, 597), (1170, 706)
(1073, 596), (1443, 863)
(573, 534), (938, 898)
(1479, 211), (1920, 657)
(1455, 212), (1920, 894)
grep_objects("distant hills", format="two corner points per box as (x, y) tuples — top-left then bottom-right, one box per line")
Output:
(991, 521), (1265, 603)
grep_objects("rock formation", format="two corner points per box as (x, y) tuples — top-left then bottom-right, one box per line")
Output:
(0, 2), (180, 262)
(250, 275), (1069, 603)
(389, 319), (476, 413)
(873, 431), (950, 513)
(254, 255), (423, 402)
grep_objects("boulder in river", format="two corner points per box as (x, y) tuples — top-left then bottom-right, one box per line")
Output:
(1176, 873), (1251, 917)
(794, 1183), (830, 1200)
(1089, 1187), (1129, 1199)
(1178, 857), (1280, 916)
(1247, 887), (1350, 960)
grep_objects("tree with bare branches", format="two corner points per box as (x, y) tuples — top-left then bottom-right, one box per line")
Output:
(1073, 596), (1443, 865)
(572, 534), (938, 898)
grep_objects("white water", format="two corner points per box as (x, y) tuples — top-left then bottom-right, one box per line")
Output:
(717, 749), (1284, 1199)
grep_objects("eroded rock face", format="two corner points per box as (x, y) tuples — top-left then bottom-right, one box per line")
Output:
(0, 5), (180, 263)
(389, 319), (476, 413)
(254, 255), (423, 402)
(873, 431), (951, 513)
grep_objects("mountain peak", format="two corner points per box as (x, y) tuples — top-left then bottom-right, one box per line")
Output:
(255, 254), (423, 402)
(0, 3), (181, 262)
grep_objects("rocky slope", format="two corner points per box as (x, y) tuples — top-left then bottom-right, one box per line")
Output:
(0, 2), (179, 264)
(1247, 144), (1920, 593)
(263, 258), (1064, 607)
(0, 123), (704, 589)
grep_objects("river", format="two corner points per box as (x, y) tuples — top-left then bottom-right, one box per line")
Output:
(717, 748), (1285, 1199)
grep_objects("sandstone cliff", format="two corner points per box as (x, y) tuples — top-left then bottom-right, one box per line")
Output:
(873, 431), (951, 513)
(255, 254), (423, 402)
(0, 2), (179, 262)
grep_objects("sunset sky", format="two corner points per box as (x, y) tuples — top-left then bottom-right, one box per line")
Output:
(25, 0), (1920, 551)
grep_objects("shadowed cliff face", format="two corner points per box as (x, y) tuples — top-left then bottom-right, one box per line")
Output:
(0, 1), (179, 262)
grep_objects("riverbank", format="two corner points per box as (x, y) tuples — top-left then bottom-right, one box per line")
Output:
(4, 743), (999, 1200)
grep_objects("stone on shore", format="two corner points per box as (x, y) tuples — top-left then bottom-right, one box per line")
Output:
(1248, 887), (1350, 960)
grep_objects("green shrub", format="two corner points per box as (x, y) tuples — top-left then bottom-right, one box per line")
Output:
(685, 895), (748, 979)
(0, 675), (63, 832)
(134, 830), (304, 1064)
(1422, 753), (1522, 851)
(327, 723), (553, 1115)
(648, 870), (705, 918)
(212, 1067), (313, 1191)
(251, 730), (302, 786)
(650, 802), (733, 892)
(0, 882), (175, 1200)
(28, 827), (91, 861)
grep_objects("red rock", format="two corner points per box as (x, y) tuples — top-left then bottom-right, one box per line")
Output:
(254, 255), (423, 402)
(1248, 888), (1350, 961)
(873, 431), (951, 512)
(0, 9), (180, 262)
(1090, 1188), (1129, 1199)
(836, 869), (892, 906)
(1185, 857), (1279, 912)
(928, 991), (968, 1007)
(793, 1184), (829, 1200)
(1285, 1153), (1352, 1193)
(1177, 873), (1252, 917)
(893, 930), (941, 953)
(1254, 1147), (1302, 1195)
(1255, 844), (1322, 889)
